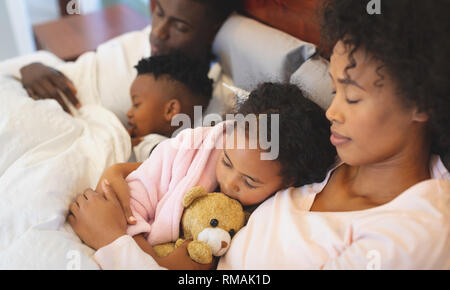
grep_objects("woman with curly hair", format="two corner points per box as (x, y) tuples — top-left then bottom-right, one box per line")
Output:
(67, 0), (449, 270)
(219, 0), (450, 269)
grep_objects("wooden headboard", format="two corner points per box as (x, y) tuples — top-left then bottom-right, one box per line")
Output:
(150, 0), (322, 46)
(240, 0), (322, 46)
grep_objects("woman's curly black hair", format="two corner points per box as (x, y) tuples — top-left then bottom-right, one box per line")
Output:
(321, 0), (450, 156)
(135, 53), (213, 104)
(237, 83), (337, 188)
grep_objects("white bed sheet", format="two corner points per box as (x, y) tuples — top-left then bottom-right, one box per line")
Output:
(0, 77), (130, 269)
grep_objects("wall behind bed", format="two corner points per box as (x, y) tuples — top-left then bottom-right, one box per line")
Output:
(239, 0), (321, 47)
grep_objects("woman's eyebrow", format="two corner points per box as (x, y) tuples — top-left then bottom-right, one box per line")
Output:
(223, 150), (264, 184)
(329, 72), (366, 91)
(337, 78), (366, 91)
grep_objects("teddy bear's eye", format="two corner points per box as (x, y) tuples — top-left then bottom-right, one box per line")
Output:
(229, 229), (235, 237)
(210, 219), (219, 227)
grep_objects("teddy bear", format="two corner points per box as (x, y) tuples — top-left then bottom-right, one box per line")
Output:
(152, 186), (246, 264)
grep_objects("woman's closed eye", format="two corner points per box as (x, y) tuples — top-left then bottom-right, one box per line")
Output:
(345, 96), (361, 104)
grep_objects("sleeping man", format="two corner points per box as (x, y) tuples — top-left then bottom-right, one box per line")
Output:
(17, 0), (238, 124)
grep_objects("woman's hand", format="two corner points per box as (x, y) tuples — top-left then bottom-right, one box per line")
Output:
(95, 163), (141, 224)
(20, 62), (79, 113)
(68, 184), (127, 250)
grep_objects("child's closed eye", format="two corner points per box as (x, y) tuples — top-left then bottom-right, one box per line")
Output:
(222, 158), (231, 168)
(244, 179), (257, 189)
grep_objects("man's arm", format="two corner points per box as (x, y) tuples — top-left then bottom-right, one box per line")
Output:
(20, 62), (79, 113)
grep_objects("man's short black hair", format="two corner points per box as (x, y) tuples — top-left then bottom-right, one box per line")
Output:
(237, 83), (337, 188)
(192, 0), (239, 24)
(135, 53), (213, 104)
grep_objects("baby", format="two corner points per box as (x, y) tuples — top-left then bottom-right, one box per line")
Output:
(126, 53), (213, 161)
(102, 82), (336, 266)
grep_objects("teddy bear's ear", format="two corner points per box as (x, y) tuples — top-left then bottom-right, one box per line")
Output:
(183, 186), (208, 208)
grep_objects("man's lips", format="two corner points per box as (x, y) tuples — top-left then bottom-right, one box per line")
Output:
(330, 130), (351, 146)
(151, 44), (160, 54)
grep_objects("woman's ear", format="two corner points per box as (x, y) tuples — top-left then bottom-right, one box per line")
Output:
(163, 99), (182, 122)
(412, 108), (429, 123)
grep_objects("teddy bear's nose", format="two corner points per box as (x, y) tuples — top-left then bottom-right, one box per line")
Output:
(221, 241), (228, 249)
(210, 219), (219, 227)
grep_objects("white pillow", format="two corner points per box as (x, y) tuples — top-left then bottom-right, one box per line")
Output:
(212, 13), (316, 92)
(289, 54), (334, 110)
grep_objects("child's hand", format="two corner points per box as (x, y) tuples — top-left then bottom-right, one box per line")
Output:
(96, 164), (138, 225)
(157, 239), (217, 270)
(68, 186), (127, 250)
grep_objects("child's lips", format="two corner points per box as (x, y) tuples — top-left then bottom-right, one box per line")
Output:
(127, 123), (137, 137)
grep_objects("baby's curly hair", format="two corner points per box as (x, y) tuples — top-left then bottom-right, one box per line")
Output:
(237, 83), (337, 188)
(135, 53), (213, 105)
(321, 0), (450, 156)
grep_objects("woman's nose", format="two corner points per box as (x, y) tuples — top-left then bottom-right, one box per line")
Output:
(326, 93), (345, 124)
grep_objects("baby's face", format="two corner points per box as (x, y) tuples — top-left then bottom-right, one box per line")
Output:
(127, 74), (174, 138)
(215, 134), (284, 206)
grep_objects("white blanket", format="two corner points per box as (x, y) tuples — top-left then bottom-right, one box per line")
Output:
(0, 77), (131, 269)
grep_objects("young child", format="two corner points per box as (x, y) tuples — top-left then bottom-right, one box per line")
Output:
(93, 82), (337, 268)
(126, 53), (213, 161)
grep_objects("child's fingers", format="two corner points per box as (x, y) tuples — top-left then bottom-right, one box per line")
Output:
(102, 180), (119, 203)
(102, 180), (137, 225)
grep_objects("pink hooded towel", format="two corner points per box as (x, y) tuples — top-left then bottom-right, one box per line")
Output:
(125, 122), (230, 245)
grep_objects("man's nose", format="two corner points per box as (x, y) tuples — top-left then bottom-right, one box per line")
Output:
(153, 20), (169, 41)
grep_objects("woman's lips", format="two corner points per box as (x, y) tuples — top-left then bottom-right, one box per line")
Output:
(330, 131), (351, 146)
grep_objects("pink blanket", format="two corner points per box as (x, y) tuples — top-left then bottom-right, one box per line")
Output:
(125, 122), (229, 245)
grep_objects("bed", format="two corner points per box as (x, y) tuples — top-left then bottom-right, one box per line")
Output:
(0, 0), (330, 269)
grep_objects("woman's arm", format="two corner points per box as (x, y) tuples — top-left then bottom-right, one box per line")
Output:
(96, 162), (141, 223)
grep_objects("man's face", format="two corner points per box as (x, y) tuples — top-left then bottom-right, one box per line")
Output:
(150, 0), (218, 60)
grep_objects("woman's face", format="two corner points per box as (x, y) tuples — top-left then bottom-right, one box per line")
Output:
(327, 41), (428, 166)
(150, 0), (218, 60)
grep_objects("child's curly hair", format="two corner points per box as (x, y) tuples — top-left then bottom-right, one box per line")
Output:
(237, 83), (337, 188)
(321, 0), (450, 156)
